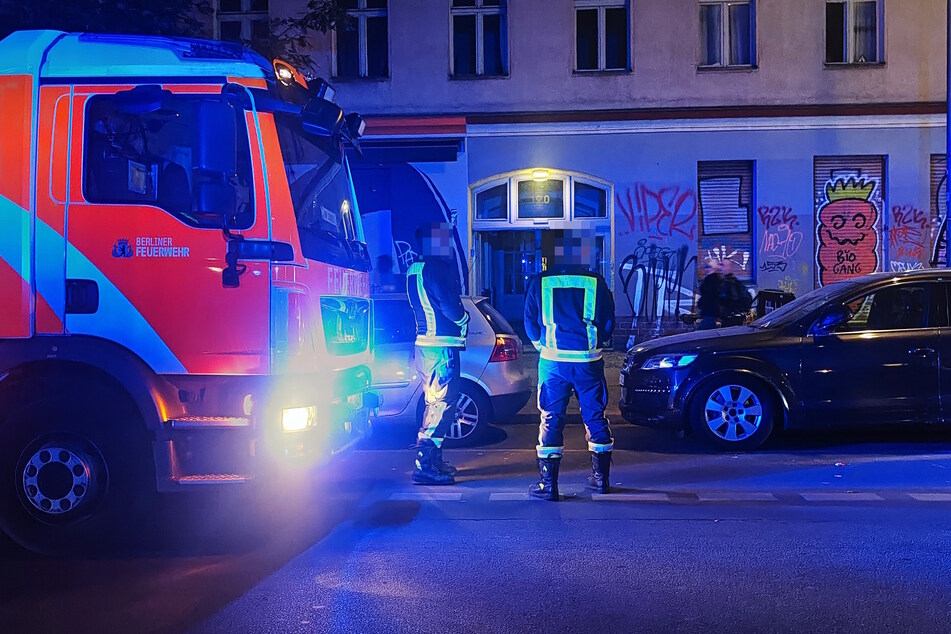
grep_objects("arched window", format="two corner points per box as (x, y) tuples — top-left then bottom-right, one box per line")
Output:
(472, 169), (611, 228)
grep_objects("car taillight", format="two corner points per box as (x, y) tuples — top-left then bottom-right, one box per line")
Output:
(489, 336), (520, 362)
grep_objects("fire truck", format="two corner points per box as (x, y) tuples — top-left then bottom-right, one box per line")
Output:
(0, 31), (376, 553)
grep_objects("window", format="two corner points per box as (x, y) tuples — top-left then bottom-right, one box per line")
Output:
(575, 0), (629, 71)
(517, 179), (564, 219)
(274, 114), (367, 269)
(825, 0), (883, 64)
(574, 181), (608, 218)
(216, 0), (269, 50)
(336, 0), (389, 79)
(698, 161), (754, 282)
(836, 284), (933, 332)
(84, 93), (254, 230)
(476, 183), (508, 220)
(699, 1), (755, 68)
(451, 0), (508, 77)
(473, 171), (611, 227)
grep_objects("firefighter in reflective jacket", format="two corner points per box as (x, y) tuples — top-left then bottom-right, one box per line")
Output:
(406, 222), (469, 485)
(524, 230), (616, 500)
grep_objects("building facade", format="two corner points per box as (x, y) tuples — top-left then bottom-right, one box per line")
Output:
(230, 0), (949, 345)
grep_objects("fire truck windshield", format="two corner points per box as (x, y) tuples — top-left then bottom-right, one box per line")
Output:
(274, 113), (365, 269)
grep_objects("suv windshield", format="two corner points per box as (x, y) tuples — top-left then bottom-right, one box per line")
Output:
(274, 113), (367, 269)
(752, 281), (858, 329)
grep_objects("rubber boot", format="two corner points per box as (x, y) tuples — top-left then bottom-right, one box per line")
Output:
(432, 446), (457, 476)
(412, 443), (455, 485)
(586, 451), (612, 493)
(529, 457), (561, 501)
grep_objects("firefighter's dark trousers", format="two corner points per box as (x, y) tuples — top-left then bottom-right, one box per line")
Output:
(536, 358), (614, 458)
(415, 346), (460, 448)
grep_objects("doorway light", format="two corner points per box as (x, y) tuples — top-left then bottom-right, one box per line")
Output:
(531, 169), (549, 181)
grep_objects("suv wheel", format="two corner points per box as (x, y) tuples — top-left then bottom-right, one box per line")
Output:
(689, 375), (777, 451)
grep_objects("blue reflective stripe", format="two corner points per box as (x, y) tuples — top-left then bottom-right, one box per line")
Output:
(0, 194), (32, 295)
(0, 193), (186, 372)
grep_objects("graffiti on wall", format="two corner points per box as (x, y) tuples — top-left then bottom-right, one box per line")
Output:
(814, 159), (884, 287)
(887, 205), (931, 271)
(757, 205), (804, 273)
(705, 242), (751, 273)
(618, 239), (697, 321)
(616, 184), (697, 240)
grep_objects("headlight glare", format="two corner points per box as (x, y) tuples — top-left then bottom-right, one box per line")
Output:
(282, 406), (316, 432)
(640, 353), (698, 370)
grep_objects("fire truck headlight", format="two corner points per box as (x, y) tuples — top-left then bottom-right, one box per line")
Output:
(282, 406), (316, 432)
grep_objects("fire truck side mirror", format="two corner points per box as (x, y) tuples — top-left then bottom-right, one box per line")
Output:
(222, 238), (295, 288)
(301, 98), (344, 137)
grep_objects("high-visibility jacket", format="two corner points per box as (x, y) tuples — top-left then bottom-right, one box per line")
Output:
(407, 257), (469, 348)
(524, 268), (615, 362)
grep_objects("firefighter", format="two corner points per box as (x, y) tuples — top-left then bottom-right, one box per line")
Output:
(406, 222), (469, 485)
(524, 230), (616, 500)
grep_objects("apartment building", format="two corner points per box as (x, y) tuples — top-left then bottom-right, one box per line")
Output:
(218, 0), (948, 343)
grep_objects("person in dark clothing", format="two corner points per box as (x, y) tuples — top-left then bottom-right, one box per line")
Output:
(524, 230), (616, 501)
(406, 222), (469, 485)
(696, 258), (722, 330)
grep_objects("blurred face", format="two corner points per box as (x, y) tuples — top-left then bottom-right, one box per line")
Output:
(421, 223), (455, 258)
(553, 230), (594, 268)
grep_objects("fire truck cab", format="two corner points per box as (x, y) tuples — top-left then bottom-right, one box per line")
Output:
(0, 31), (375, 553)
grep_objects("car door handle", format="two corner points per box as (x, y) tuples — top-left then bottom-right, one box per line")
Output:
(908, 347), (936, 356)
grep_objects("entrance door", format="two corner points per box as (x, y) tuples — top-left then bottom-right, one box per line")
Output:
(478, 231), (543, 331)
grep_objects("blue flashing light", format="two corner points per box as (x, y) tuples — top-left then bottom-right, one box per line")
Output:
(641, 353), (698, 370)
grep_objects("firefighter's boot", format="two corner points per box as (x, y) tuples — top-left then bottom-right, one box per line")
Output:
(529, 457), (561, 501)
(587, 451), (612, 493)
(412, 443), (455, 485)
(432, 446), (457, 476)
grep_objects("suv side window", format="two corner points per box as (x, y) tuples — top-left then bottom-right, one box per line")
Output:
(373, 299), (417, 345)
(836, 283), (934, 333)
(84, 93), (254, 230)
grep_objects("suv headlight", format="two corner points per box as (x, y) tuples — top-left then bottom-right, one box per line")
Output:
(640, 353), (698, 370)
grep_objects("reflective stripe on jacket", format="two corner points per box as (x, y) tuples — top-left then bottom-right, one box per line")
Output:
(524, 268), (615, 362)
(407, 257), (469, 348)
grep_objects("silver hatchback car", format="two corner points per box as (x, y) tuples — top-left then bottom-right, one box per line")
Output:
(370, 294), (533, 446)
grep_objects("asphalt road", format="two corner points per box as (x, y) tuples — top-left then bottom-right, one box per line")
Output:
(3, 418), (951, 634)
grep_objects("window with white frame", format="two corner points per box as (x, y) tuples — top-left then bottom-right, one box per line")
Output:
(216, 0), (269, 49)
(575, 0), (629, 72)
(825, 0), (883, 64)
(335, 0), (389, 79)
(451, 0), (508, 77)
(473, 171), (610, 225)
(699, 1), (755, 68)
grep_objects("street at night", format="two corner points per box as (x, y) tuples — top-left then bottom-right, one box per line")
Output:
(3, 369), (951, 633)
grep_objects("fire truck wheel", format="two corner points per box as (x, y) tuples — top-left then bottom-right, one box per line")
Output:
(0, 384), (155, 555)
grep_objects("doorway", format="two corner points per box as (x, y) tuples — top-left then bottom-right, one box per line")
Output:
(475, 229), (607, 336)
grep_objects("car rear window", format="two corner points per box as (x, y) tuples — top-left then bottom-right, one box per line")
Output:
(475, 299), (516, 335)
(373, 299), (417, 344)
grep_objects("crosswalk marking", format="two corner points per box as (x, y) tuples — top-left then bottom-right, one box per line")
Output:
(389, 491), (465, 501)
(697, 492), (778, 502)
(375, 489), (951, 504)
(909, 493), (951, 502)
(799, 492), (883, 502)
(592, 492), (670, 502)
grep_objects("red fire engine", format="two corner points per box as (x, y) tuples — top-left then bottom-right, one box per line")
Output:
(0, 31), (376, 553)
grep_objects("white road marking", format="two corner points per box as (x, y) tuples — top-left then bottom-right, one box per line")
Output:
(389, 491), (465, 501)
(799, 492), (883, 502)
(696, 492), (778, 502)
(909, 493), (951, 502)
(591, 492), (670, 502)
